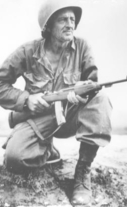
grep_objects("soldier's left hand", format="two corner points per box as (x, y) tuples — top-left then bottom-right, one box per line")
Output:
(67, 80), (92, 104)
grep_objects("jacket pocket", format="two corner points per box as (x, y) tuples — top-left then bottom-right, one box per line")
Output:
(23, 72), (50, 93)
(63, 71), (81, 85)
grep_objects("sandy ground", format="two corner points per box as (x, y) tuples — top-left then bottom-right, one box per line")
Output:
(0, 134), (127, 207)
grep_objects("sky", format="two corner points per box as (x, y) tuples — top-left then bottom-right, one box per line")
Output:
(0, 0), (127, 110)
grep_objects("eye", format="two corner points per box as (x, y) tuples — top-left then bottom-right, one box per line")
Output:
(58, 17), (66, 23)
(71, 17), (75, 22)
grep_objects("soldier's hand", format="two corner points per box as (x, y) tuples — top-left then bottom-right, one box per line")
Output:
(67, 80), (92, 104)
(27, 93), (50, 114)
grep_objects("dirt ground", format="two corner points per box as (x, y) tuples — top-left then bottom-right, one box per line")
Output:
(0, 135), (127, 207)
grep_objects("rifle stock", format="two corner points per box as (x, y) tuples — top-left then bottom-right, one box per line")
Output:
(9, 77), (127, 128)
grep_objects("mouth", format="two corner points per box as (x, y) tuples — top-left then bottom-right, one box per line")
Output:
(64, 30), (73, 35)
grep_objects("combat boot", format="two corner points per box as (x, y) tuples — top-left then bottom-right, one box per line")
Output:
(71, 160), (91, 206)
(71, 142), (99, 206)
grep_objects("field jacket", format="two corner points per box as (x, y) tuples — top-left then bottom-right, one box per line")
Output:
(0, 37), (98, 112)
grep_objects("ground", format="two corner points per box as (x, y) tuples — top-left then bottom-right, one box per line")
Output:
(0, 135), (127, 207)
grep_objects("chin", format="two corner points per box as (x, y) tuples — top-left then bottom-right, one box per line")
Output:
(63, 35), (73, 41)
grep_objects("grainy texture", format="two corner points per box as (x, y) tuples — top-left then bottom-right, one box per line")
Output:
(0, 135), (127, 207)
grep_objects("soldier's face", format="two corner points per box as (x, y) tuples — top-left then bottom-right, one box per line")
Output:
(50, 9), (75, 43)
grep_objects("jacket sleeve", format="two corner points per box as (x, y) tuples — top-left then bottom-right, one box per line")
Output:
(0, 45), (29, 112)
(81, 40), (98, 82)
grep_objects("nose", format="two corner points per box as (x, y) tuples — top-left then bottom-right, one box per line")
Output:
(66, 18), (74, 28)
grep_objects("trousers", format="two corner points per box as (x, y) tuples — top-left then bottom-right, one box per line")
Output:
(4, 92), (112, 173)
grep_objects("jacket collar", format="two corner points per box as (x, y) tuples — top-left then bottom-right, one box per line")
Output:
(33, 39), (45, 60)
(33, 37), (76, 60)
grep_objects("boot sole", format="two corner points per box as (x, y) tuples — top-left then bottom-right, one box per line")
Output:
(46, 157), (61, 164)
(46, 146), (61, 164)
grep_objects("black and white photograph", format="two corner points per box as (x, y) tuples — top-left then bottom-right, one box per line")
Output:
(0, 0), (127, 206)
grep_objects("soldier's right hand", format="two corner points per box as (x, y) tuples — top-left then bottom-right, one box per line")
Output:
(27, 93), (50, 115)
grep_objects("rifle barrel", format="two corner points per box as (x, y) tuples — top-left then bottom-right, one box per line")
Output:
(100, 78), (127, 87)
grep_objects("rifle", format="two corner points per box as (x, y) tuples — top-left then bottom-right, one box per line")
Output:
(38, 78), (127, 102)
(9, 78), (127, 128)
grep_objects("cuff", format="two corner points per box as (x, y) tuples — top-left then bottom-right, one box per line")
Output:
(14, 90), (30, 112)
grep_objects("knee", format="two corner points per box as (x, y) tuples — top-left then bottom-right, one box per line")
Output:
(97, 90), (112, 103)
(89, 91), (113, 110)
(4, 142), (24, 173)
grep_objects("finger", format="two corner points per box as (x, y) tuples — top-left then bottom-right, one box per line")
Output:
(67, 91), (79, 103)
(75, 81), (85, 86)
(76, 95), (89, 104)
(70, 91), (79, 103)
(36, 102), (45, 111)
(29, 104), (43, 114)
(75, 80), (92, 86)
(38, 97), (50, 108)
(33, 103), (50, 114)
(31, 109), (41, 115)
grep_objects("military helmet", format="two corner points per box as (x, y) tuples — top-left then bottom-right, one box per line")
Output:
(38, 0), (82, 30)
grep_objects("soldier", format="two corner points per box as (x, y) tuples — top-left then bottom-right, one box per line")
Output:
(0, 0), (112, 205)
